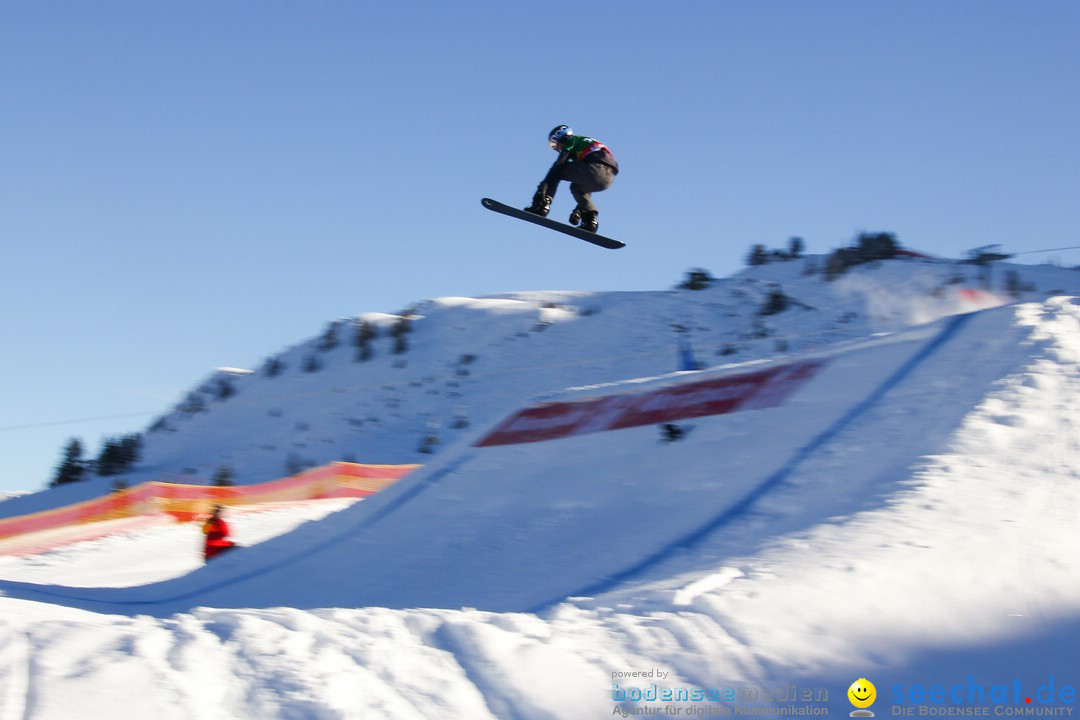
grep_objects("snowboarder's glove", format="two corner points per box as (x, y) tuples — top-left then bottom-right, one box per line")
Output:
(524, 192), (551, 217)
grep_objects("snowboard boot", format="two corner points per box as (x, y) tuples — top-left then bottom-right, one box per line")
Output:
(524, 194), (552, 218)
(580, 210), (599, 233)
(568, 207), (583, 226)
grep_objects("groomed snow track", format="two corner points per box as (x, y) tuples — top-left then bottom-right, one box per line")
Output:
(0, 307), (1030, 616)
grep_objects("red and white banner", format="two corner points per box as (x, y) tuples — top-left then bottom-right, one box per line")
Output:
(474, 359), (825, 447)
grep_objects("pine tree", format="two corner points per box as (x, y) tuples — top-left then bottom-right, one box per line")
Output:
(678, 268), (714, 291)
(318, 321), (341, 351)
(354, 320), (378, 362)
(96, 439), (121, 476)
(857, 232), (898, 261)
(95, 434), (143, 476)
(788, 237), (805, 258)
(263, 356), (285, 377)
(390, 316), (412, 355)
(51, 438), (88, 487)
(211, 465), (234, 487)
(747, 244), (769, 267)
(217, 377), (237, 401)
(760, 287), (790, 316)
(177, 392), (207, 414)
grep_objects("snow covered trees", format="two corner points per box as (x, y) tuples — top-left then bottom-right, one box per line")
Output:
(746, 238), (805, 267)
(825, 232), (899, 280)
(48, 434), (142, 487)
(50, 439), (87, 487)
(95, 434), (143, 477)
(354, 320), (377, 362)
(677, 268), (715, 291)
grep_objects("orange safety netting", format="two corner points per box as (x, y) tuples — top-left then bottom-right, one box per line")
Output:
(0, 462), (420, 540)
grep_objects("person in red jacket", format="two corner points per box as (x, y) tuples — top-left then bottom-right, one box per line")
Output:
(202, 504), (236, 561)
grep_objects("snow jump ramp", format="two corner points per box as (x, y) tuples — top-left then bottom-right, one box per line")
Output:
(0, 307), (1037, 615)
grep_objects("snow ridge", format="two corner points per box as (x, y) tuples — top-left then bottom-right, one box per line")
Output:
(2, 262), (1080, 719)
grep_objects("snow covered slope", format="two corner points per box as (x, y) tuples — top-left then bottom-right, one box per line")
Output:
(1, 259), (1078, 719)
(0, 256), (1051, 517)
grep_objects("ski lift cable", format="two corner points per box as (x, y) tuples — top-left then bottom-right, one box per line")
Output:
(0, 411), (157, 433)
(1013, 244), (1080, 255)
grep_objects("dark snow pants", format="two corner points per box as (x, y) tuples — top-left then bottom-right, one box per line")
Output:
(549, 161), (617, 213)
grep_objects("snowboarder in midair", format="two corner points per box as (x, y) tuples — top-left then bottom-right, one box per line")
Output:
(524, 125), (618, 233)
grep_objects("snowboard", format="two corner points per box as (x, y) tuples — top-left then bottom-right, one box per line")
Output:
(481, 198), (625, 250)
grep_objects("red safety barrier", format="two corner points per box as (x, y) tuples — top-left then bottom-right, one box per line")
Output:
(0, 462), (420, 540)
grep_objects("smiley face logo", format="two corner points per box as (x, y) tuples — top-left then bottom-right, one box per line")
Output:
(848, 678), (877, 709)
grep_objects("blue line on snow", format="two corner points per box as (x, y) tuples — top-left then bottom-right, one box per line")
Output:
(532, 311), (976, 612)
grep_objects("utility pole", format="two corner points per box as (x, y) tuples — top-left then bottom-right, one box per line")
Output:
(963, 245), (1013, 290)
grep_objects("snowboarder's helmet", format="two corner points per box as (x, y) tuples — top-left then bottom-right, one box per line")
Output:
(548, 125), (572, 150)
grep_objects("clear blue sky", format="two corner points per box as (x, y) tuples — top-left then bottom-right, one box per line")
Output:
(1, 1), (1077, 493)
